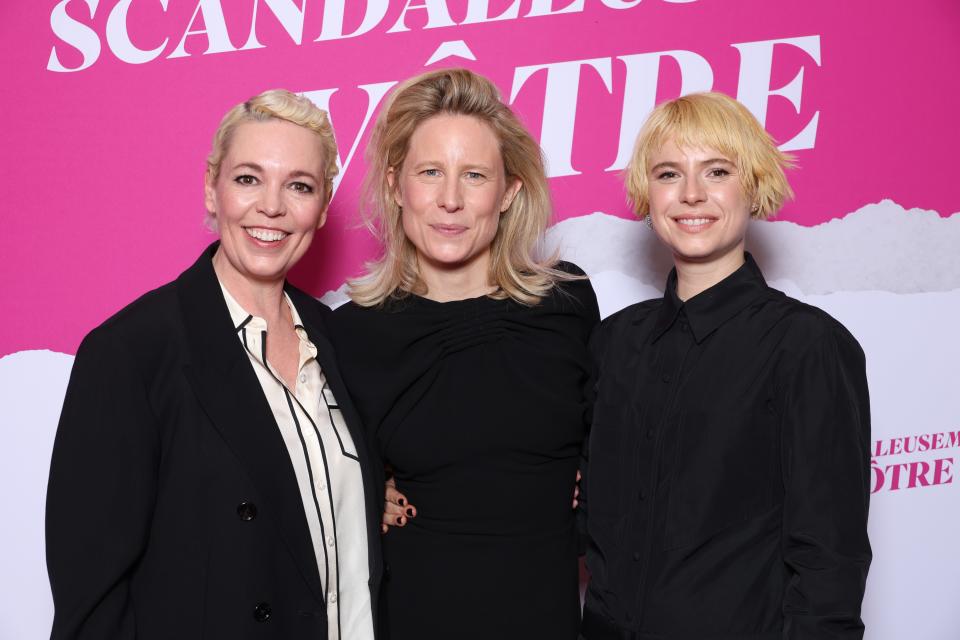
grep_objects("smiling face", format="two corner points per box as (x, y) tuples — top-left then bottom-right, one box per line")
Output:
(205, 119), (328, 290)
(647, 138), (752, 276)
(391, 114), (521, 291)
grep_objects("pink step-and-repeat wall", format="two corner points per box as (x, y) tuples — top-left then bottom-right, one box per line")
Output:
(1, 1), (958, 638)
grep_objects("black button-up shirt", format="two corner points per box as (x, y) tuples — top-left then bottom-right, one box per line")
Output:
(581, 254), (871, 640)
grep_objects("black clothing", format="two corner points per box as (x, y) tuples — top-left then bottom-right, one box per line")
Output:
(46, 244), (385, 640)
(581, 254), (871, 640)
(328, 264), (599, 640)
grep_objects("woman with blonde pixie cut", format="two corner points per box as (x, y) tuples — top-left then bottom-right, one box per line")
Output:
(328, 68), (598, 639)
(581, 91), (872, 640)
(624, 91), (793, 221)
(47, 89), (385, 640)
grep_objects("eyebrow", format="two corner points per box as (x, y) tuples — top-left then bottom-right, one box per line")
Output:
(701, 157), (735, 166)
(410, 161), (496, 172)
(287, 170), (321, 181)
(649, 161), (680, 173)
(231, 162), (320, 181)
(648, 158), (735, 173)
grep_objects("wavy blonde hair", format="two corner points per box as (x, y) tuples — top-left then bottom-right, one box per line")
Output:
(205, 89), (339, 228)
(350, 68), (564, 307)
(625, 91), (794, 220)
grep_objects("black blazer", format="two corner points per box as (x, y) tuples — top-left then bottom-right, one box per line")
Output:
(46, 243), (384, 640)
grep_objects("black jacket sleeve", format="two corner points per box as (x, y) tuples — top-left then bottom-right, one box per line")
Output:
(779, 326), (872, 639)
(577, 316), (608, 554)
(46, 328), (160, 640)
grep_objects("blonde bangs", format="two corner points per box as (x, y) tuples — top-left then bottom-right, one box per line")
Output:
(626, 92), (794, 220)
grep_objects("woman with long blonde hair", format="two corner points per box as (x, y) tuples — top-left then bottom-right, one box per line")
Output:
(327, 68), (598, 639)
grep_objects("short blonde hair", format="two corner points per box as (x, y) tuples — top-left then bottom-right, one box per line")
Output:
(350, 68), (562, 307)
(625, 92), (793, 220)
(205, 89), (339, 225)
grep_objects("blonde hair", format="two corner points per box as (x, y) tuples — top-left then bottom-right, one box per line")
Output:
(350, 68), (563, 307)
(624, 92), (793, 220)
(205, 89), (339, 227)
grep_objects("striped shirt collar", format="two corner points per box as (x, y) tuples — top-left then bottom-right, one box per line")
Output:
(217, 281), (317, 361)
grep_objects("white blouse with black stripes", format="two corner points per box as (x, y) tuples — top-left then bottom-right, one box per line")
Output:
(219, 282), (373, 640)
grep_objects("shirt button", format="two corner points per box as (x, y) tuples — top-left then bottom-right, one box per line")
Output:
(632, 551), (641, 562)
(638, 488), (648, 500)
(237, 502), (257, 521)
(253, 602), (271, 622)
(326, 535), (335, 547)
(661, 373), (671, 383)
(318, 480), (326, 491)
(329, 593), (338, 604)
(299, 373), (307, 384)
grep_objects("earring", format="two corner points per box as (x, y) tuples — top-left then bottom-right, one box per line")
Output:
(644, 214), (653, 229)
(750, 203), (759, 214)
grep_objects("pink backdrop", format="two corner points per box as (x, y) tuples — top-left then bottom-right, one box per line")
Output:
(4, 0), (958, 356)
(2, 2), (959, 639)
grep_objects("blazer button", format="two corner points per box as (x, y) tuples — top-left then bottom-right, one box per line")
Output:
(253, 602), (272, 622)
(237, 502), (258, 521)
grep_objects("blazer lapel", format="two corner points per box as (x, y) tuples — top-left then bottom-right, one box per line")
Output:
(176, 244), (325, 604)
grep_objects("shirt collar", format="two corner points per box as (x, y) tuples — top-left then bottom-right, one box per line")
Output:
(218, 281), (308, 335)
(650, 252), (769, 344)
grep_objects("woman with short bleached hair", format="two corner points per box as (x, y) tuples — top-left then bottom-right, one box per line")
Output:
(205, 89), (341, 223)
(46, 89), (384, 640)
(580, 91), (871, 639)
(328, 68), (598, 639)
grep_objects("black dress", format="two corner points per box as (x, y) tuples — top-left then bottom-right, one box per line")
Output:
(328, 264), (599, 640)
